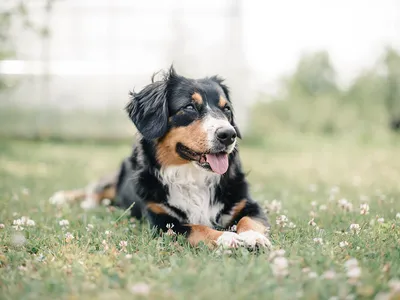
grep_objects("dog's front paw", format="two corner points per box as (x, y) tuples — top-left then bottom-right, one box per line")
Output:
(238, 230), (272, 249)
(216, 232), (243, 248)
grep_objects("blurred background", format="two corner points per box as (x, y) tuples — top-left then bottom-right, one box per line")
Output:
(0, 0), (400, 143)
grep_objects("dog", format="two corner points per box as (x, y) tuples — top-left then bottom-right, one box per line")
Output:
(50, 67), (271, 249)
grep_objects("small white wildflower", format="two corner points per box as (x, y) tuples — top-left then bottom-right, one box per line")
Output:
(26, 219), (35, 227)
(86, 224), (94, 231)
(105, 230), (111, 236)
(338, 198), (353, 212)
(130, 282), (150, 295)
(102, 239), (109, 251)
(319, 205), (327, 211)
(377, 217), (385, 224)
(12, 219), (24, 231)
(308, 218), (317, 226)
(311, 201), (317, 208)
(0, 224), (4, 229)
(288, 222), (296, 229)
(119, 241), (128, 248)
(395, 213), (400, 219)
(330, 186), (340, 195)
(339, 241), (349, 248)
(360, 203), (369, 215)
(345, 258), (361, 284)
(313, 238), (323, 245)
(65, 232), (74, 242)
(271, 256), (289, 278)
(388, 278), (400, 292)
(309, 184), (317, 192)
(269, 199), (282, 213)
(349, 224), (361, 234)
(276, 215), (288, 227)
(308, 271), (318, 279)
(59, 219), (69, 227)
(11, 233), (26, 246)
(268, 249), (286, 261)
(322, 270), (336, 280)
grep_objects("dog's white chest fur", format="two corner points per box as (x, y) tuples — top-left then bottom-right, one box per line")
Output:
(159, 163), (223, 226)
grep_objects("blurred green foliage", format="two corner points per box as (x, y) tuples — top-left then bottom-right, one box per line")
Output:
(250, 47), (400, 143)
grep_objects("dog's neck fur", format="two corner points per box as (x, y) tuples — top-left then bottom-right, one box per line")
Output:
(157, 163), (223, 226)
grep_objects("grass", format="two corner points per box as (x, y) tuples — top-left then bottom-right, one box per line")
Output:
(1, 136), (400, 300)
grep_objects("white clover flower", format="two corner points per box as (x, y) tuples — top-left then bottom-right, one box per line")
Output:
(59, 219), (69, 227)
(396, 213), (400, 219)
(377, 217), (385, 224)
(276, 215), (288, 227)
(313, 238), (323, 245)
(288, 222), (296, 229)
(271, 256), (289, 278)
(130, 282), (150, 296)
(269, 200), (282, 213)
(360, 203), (369, 215)
(308, 272), (318, 279)
(349, 224), (360, 234)
(86, 224), (94, 231)
(339, 241), (349, 248)
(65, 232), (74, 242)
(26, 219), (35, 227)
(319, 205), (327, 211)
(338, 198), (353, 212)
(344, 258), (361, 284)
(0, 224), (5, 229)
(308, 218), (317, 226)
(102, 239), (109, 250)
(105, 230), (111, 236)
(322, 270), (336, 280)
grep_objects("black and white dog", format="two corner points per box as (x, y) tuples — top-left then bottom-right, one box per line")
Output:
(50, 67), (271, 249)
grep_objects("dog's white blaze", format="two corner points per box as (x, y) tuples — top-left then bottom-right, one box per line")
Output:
(158, 163), (223, 226)
(202, 115), (237, 153)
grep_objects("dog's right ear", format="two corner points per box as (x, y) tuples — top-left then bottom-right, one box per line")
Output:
(126, 77), (169, 140)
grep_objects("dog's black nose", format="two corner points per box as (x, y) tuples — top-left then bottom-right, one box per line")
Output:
(216, 128), (237, 146)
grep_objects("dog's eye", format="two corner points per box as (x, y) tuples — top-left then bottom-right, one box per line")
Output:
(184, 104), (195, 110)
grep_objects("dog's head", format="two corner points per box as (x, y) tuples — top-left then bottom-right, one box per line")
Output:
(126, 67), (241, 175)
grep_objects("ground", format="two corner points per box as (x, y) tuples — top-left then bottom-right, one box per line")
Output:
(0, 137), (400, 300)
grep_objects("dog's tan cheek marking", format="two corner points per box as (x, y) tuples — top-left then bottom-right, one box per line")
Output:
(187, 225), (223, 247)
(219, 95), (227, 108)
(236, 216), (268, 234)
(156, 120), (209, 167)
(147, 202), (168, 214)
(230, 199), (247, 221)
(192, 92), (203, 105)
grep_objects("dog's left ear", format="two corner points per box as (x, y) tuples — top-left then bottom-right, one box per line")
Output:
(211, 76), (242, 139)
(126, 80), (169, 139)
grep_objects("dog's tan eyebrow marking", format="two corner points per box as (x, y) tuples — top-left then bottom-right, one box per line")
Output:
(192, 92), (203, 105)
(219, 95), (227, 108)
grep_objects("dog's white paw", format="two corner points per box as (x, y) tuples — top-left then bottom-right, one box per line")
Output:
(238, 230), (272, 249)
(216, 231), (243, 248)
(49, 191), (68, 205)
(80, 196), (99, 210)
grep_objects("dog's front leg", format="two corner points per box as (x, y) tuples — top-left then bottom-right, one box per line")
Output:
(146, 202), (242, 248)
(227, 199), (272, 249)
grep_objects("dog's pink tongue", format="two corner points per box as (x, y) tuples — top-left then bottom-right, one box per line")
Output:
(206, 153), (229, 175)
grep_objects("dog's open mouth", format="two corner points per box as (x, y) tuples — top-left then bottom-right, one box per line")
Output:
(176, 143), (229, 175)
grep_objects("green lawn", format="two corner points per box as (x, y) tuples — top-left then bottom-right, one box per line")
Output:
(1, 137), (400, 300)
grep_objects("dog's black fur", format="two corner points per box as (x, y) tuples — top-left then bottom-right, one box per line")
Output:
(114, 67), (269, 241)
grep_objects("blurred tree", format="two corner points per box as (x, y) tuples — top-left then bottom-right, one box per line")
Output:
(284, 51), (339, 99)
(382, 47), (400, 131)
(0, 1), (55, 90)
